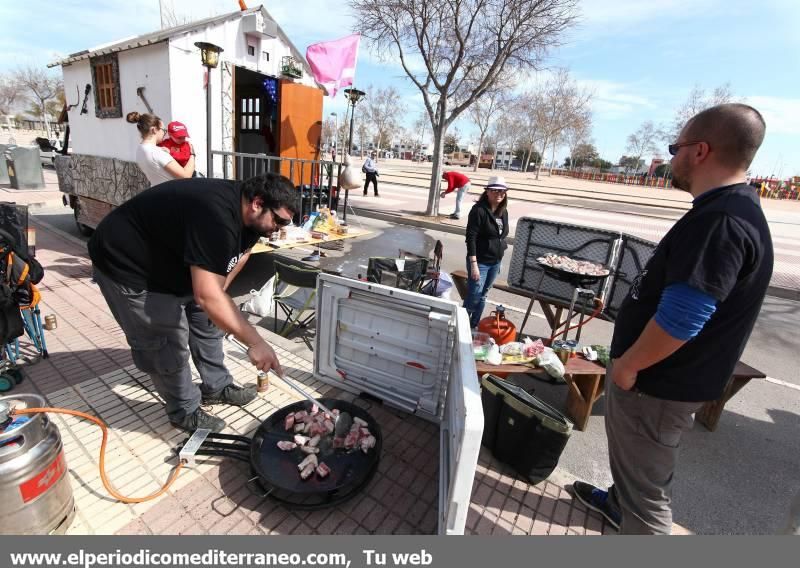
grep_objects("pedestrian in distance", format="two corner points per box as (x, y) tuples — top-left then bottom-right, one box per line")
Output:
(440, 170), (471, 220)
(362, 151), (379, 197)
(126, 112), (195, 186)
(572, 103), (773, 534)
(463, 176), (510, 329)
(89, 174), (298, 433)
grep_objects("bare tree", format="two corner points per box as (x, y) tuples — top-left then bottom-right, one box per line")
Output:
(0, 73), (23, 116)
(533, 69), (592, 179)
(512, 91), (544, 172)
(14, 66), (63, 133)
(469, 82), (512, 172)
(364, 85), (405, 158)
(563, 111), (592, 170)
(350, 0), (579, 215)
(625, 121), (659, 173)
(664, 83), (735, 142)
(412, 112), (428, 156)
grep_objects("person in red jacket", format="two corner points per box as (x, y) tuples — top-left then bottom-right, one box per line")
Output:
(440, 170), (471, 219)
(158, 121), (194, 168)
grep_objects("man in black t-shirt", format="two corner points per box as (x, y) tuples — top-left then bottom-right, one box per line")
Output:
(571, 104), (773, 534)
(89, 174), (298, 432)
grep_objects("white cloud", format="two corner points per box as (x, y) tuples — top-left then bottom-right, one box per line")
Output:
(747, 96), (800, 136)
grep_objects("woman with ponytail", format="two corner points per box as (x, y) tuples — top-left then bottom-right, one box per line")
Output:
(126, 112), (195, 186)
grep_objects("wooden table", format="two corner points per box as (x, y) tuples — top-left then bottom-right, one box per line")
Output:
(476, 357), (606, 431)
(476, 359), (767, 433)
(251, 227), (371, 254)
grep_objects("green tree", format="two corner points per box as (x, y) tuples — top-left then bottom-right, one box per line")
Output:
(443, 132), (460, 154)
(654, 163), (672, 178)
(619, 155), (644, 171)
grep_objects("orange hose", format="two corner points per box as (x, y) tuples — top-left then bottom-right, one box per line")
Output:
(549, 299), (605, 342)
(11, 407), (184, 504)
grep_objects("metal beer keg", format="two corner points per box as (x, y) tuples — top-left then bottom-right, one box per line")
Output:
(0, 395), (75, 534)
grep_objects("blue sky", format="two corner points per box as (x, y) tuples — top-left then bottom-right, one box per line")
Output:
(2, 0), (798, 176)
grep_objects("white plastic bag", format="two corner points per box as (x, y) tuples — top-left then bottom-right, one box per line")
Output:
(339, 154), (362, 190)
(241, 275), (276, 317)
(535, 348), (565, 381)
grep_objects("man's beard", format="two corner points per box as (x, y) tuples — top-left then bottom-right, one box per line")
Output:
(671, 172), (691, 193)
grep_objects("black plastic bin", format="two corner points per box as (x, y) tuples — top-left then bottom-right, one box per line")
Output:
(480, 374), (572, 484)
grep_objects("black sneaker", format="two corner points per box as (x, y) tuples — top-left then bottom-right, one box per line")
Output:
(171, 407), (225, 433)
(202, 384), (258, 407)
(571, 481), (621, 530)
(449, 213), (460, 220)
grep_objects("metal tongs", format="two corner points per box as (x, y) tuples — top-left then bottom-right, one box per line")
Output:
(225, 335), (338, 420)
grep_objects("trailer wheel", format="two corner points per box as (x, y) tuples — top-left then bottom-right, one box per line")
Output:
(73, 207), (93, 237)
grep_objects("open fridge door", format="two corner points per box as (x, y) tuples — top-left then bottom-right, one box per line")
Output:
(314, 274), (483, 534)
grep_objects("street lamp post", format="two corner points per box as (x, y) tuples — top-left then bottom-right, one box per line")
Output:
(342, 88), (366, 222)
(330, 112), (338, 160)
(194, 41), (223, 178)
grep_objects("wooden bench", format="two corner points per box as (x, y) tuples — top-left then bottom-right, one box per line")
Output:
(455, 270), (769, 432)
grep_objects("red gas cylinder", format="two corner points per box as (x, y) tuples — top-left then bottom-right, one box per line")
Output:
(477, 306), (516, 345)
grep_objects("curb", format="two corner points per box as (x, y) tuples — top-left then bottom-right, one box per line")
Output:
(352, 207), (799, 301)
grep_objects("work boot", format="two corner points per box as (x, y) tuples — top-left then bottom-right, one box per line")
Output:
(202, 384), (258, 407)
(171, 407), (225, 433)
(571, 481), (621, 530)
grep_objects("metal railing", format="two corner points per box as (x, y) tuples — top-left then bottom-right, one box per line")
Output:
(210, 150), (347, 217)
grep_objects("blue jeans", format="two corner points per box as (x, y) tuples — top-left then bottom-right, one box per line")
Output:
(463, 260), (502, 328)
(452, 183), (470, 217)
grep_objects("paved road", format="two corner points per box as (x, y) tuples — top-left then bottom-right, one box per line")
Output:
(33, 198), (800, 534)
(344, 161), (800, 295)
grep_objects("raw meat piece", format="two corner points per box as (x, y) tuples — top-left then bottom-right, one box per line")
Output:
(316, 462), (331, 478)
(298, 453), (318, 471)
(311, 404), (319, 415)
(360, 427), (371, 437)
(323, 420), (335, 434)
(294, 434), (309, 446)
(293, 423), (305, 433)
(537, 253), (609, 276)
(332, 437), (345, 449)
(309, 435), (321, 448)
(353, 417), (368, 427)
(277, 441), (297, 451)
(344, 431), (359, 449)
(284, 414), (295, 431)
(332, 409), (340, 416)
(360, 435), (376, 453)
(295, 411), (308, 422)
(303, 422), (312, 434)
(300, 462), (316, 480)
(300, 445), (319, 454)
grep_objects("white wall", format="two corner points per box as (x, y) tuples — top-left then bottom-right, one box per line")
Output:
(62, 43), (171, 160)
(168, 12), (318, 174)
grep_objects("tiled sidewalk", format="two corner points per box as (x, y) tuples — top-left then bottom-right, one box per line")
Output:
(14, 217), (621, 536)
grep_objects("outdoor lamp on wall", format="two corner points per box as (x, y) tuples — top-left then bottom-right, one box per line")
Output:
(195, 41), (224, 177)
(195, 42), (223, 68)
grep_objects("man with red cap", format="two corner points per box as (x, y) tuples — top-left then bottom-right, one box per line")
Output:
(158, 121), (194, 168)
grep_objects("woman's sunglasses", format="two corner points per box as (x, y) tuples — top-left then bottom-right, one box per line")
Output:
(487, 187), (507, 193)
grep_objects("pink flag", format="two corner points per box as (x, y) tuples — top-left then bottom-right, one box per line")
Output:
(305, 33), (361, 97)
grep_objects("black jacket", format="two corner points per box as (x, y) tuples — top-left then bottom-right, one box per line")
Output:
(465, 200), (509, 264)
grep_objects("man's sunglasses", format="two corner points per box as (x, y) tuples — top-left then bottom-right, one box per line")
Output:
(668, 141), (703, 156)
(271, 209), (293, 227)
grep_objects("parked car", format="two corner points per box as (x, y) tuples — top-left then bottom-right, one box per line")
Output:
(35, 137), (67, 168)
